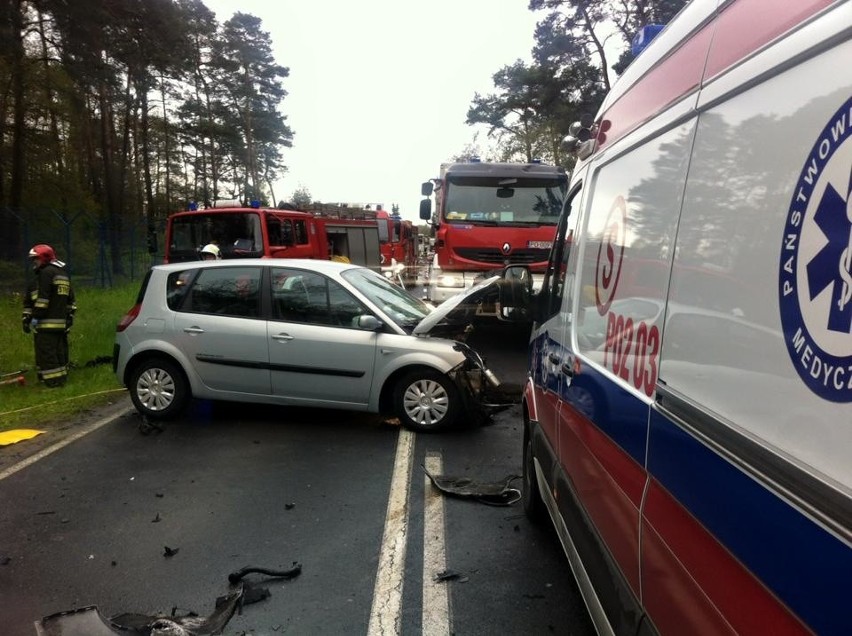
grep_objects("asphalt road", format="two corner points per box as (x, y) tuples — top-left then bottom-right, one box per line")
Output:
(0, 322), (595, 636)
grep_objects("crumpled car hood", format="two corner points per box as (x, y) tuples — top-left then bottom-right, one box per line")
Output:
(412, 275), (501, 337)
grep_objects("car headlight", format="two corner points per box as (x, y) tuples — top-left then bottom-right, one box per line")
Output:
(436, 275), (464, 288)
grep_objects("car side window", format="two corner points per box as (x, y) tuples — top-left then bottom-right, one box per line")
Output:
(327, 279), (370, 327)
(166, 270), (195, 310)
(272, 267), (369, 327)
(183, 267), (261, 318)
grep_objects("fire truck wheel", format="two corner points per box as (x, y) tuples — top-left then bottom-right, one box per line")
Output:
(393, 369), (459, 433)
(523, 424), (546, 522)
(129, 357), (189, 420)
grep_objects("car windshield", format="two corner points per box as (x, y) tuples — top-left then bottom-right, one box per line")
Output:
(342, 267), (432, 330)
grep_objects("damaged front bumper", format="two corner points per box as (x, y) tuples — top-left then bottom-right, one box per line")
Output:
(449, 341), (522, 424)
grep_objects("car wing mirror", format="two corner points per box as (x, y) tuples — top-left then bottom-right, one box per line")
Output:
(355, 315), (383, 331)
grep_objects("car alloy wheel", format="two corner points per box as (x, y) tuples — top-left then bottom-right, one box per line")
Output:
(394, 369), (459, 432)
(129, 357), (188, 419)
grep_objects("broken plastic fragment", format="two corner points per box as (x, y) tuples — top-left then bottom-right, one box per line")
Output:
(424, 469), (522, 506)
(434, 569), (469, 583)
(35, 564), (300, 635)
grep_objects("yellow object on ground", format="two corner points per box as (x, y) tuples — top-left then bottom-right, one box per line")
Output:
(0, 429), (45, 446)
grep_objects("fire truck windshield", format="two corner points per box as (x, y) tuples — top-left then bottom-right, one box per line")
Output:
(442, 177), (565, 225)
(169, 212), (263, 261)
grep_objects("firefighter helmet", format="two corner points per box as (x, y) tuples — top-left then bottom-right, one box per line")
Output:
(200, 243), (221, 260)
(28, 244), (56, 266)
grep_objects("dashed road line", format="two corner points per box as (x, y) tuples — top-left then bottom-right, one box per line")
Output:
(423, 452), (450, 635)
(368, 427), (414, 635)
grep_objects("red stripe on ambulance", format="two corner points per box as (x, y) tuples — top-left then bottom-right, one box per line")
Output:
(642, 479), (810, 635)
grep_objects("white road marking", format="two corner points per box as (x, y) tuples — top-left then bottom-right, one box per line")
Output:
(368, 428), (414, 635)
(423, 452), (450, 635)
(0, 406), (132, 482)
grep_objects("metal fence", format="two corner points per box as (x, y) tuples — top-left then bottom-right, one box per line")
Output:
(0, 205), (165, 294)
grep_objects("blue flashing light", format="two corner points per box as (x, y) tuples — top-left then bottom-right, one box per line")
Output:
(631, 24), (665, 57)
(250, 200), (261, 209)
(469, 156), (481, 163)
(531, 158), (542, 164)
(188, 201), (198, 211)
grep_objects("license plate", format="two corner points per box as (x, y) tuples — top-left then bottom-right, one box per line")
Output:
(527, 241), (552, 249)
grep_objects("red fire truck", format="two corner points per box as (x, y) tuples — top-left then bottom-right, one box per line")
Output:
(164, 200), (382, 268)
(419, 160), (568, 307)
(375, 209), (419, 284)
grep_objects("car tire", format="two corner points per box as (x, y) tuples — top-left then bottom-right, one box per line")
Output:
(129, 357), (189, 420)
(523, 426), (547, 522)
(393, 369), (459, 433)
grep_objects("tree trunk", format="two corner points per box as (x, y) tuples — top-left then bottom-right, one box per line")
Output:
(38, 9), (67, 209)
(160, 76), (171, 214)
(2, 0), (26, 260)
(99, 79), (123, 276)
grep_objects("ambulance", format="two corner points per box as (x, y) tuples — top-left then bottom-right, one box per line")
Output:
(509, 0), (852, 633)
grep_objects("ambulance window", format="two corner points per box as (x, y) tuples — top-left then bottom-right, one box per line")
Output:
(540, 184), (581, 320)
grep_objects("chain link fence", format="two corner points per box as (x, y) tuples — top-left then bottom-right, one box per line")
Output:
(0, 206), (165, 294)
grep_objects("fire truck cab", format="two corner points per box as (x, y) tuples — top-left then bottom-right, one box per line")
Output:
(164, 201), (381, 268)
(420, 160), (567, 307)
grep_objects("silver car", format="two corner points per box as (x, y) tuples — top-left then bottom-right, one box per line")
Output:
(114, 258), (510, 432)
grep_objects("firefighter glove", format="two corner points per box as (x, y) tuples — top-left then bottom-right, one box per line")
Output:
(22, 314), (31, 334)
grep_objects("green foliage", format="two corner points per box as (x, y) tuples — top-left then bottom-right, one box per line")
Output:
(0, 0), (294, 264)
(0, 283), (139, 431)
(466, 59), (604, 167)
(289, 186), (313, 209)
(466, 0), (688, 166)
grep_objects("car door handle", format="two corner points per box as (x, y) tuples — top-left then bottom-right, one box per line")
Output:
(272, 333), (294, 342)
(183, 327), (205, 334)
(561, 352), (577, 377)
(548, 353), (560, 364)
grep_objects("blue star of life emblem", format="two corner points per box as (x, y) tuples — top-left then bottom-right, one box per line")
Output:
(807, 168), (852, 333)
(779, 97), (852, 401)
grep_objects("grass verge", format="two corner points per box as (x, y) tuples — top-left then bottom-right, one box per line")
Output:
(0, 281), (140, 432)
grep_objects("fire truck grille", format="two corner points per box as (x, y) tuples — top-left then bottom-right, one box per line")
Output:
(454, 247), (550, 265)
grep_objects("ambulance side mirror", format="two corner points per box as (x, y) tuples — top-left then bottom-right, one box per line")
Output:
(498, 265), (534, 322)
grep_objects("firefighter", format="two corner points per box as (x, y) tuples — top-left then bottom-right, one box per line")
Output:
(22, 244), (76, 387)
(200, 243), (221, 260)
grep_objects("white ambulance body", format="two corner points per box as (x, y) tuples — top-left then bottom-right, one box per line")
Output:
(521, 0), (851, 633)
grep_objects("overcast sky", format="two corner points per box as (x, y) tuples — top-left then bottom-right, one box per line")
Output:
(203, 0), (541, 221)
